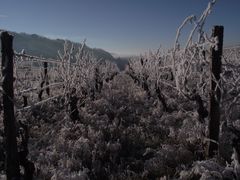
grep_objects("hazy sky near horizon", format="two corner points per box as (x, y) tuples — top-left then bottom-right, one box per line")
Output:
(0, 0), (239, 56)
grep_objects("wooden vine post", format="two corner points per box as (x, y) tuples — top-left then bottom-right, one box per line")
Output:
(38, 61), (50, 101)
(44, 62), (50, 96)
(69, 88), (80, 123)
(1, 32), (20, 179)
(207, 26), (224, 158)
(23, 95), (28, 107)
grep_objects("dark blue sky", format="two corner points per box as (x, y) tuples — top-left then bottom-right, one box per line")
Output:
(0, 0), (239, 56)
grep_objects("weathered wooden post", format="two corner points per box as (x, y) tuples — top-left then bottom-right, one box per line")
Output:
(1, 31), (20, 179)
(23, 95), (28, 107)
(207, 26), (224, 158)
(38, 61), (50, 101)
(69, 88), (80, 123)
(44, 62), (50, 96)
(95, 67), (103, 93)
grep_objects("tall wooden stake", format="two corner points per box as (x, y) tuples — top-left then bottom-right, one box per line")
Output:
(1, 32), (20, 179)
(38, 61), (50, 101)
(207, 26), (224, 158)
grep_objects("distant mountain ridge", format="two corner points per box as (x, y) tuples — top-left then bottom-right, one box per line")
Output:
(0, 30), (128, 70)
(12, 32), (114, 60)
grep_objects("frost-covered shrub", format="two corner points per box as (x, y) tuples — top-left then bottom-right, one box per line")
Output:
(179, 159), (225, 180)
(144, 145), (193, 178)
